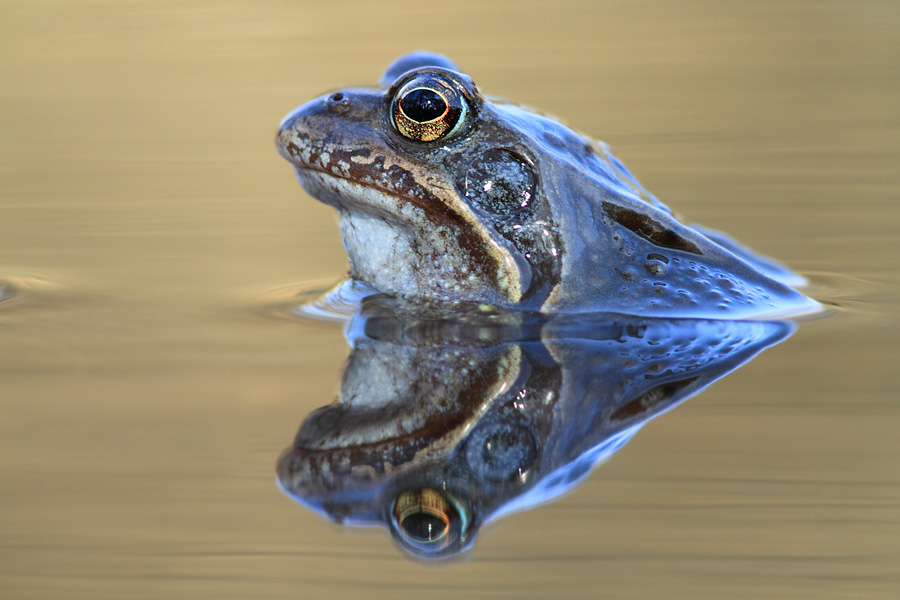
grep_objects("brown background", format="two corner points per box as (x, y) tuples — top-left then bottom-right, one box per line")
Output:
(2, 1), (898, 598)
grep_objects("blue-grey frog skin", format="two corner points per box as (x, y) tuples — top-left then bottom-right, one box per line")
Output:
(276, 52), (819, 319)
(277, 310), (795, 560)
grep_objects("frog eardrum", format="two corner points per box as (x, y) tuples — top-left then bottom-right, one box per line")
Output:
(462, 148), (537, 215)
(390, 71), (471, 142)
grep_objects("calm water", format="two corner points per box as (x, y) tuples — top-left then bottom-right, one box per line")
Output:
(2, 1), (899, 598)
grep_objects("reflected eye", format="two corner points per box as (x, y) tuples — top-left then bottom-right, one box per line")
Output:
(390, 488), (470, 557)
(391, 74), (469, 142)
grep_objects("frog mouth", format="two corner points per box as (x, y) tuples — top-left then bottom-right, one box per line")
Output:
(279, 146), (529, 306)
(290, 161), (443, 230)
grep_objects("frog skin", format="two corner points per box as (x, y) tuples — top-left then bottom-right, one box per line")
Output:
(277, 310), (794, 560)
(276, 52), (818, 319)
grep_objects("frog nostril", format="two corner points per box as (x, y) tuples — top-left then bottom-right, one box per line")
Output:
(325, 92), (351, 114)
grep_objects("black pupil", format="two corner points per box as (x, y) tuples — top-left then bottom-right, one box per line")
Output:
(400, 88), (446, 122)
(401, 512), (446, 542)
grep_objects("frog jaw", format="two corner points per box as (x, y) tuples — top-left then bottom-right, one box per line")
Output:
(292, 165), (530, 307)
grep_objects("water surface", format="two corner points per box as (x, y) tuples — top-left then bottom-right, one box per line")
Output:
(2, 1), (898, 598)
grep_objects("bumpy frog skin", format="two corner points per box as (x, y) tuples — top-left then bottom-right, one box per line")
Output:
(277, 52), (818, 319)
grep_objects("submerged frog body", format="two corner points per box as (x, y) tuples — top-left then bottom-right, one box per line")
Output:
(277, 52), (818, 319)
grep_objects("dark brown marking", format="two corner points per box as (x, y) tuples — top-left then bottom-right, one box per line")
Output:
(603, 202), (702, 255)
(609, 376), (699, 422)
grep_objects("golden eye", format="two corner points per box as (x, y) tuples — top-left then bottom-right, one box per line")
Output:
(393, 489), (454, 544)
(391, 74), (469, 143)
(389, 488), (471, 558)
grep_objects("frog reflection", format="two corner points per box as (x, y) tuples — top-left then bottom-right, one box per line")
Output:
(277, 306), (794, 560)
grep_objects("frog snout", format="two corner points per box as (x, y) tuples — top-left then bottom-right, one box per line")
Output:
(275, 107), (306, 164)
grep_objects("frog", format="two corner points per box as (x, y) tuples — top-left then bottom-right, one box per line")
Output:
(276, 51), (819, 320)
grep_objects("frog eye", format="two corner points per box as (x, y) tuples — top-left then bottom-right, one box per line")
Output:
(390, 74), (469, 143)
